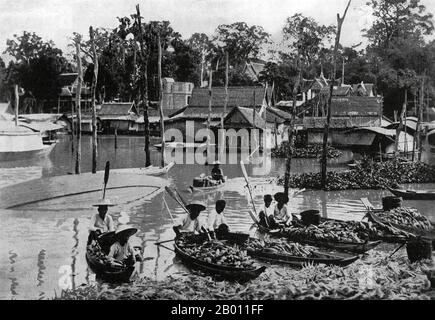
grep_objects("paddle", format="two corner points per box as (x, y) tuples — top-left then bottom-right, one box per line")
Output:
(162, 195), (176, 224)
(165, 186), (190, 215)
(155, 239), (176, 245)
(102, 161), (110, 200)
(240, 160), (258, 217)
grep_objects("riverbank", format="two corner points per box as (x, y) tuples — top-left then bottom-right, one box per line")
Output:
(272, 143), (342, 159)
(56, 249), (434, 300)
(278, 159), (435, 191)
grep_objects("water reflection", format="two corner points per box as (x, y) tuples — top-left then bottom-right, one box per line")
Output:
(8, 250), (18, 299)
(36, 249), (46, 300)
(71, 218), (79, 290)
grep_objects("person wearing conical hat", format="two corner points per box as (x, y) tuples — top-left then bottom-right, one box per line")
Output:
(108, 225), (139, 266)
(87, 198), (116, 245)
(173, 201), (206, 235)
(211, 160), (225, 183)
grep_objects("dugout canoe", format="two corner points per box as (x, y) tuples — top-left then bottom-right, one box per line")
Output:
(387, 186), (435, 200)
(189, 177), (227, 193)
(248, 210), (381, 254)
(106, 162), (175, 177)
(173, 240), (266, 282)
(246, 248), (359, 267)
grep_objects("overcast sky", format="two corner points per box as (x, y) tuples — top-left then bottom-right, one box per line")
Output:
(1, 0), (434, 62)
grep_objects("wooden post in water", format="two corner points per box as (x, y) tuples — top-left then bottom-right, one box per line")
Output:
(320, 0), (351, 189)
(114, 127), (118, 149)
(417, 75), (425, 162)
(136, 4), (151, 167)
(75, 41), (82, 175)
(219, 51), (229, 160)
(90, 26), (99, 173)
(14, 85), (19, 126)
(395, 89), (407, 158)
(157, 33), (166, 167)
(206, 66), (213, 164)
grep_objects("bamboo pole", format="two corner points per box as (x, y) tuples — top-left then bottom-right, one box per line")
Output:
(320, 0), (351, 189)
(14, 85), (19, 126)
(136, 4), (151, 167)
(114, 127), (118, 149)
(417, 75), (425, 162)
(75, 41), (82, 175)
(157, 34), (166, 167)
(90, 26), (99, 173)
(220, 51), (229, 159)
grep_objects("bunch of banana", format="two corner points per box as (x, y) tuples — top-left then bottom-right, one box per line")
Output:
(378, 207), (433, 230)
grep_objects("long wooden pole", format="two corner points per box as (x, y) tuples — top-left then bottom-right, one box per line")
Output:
(75, 41), (82, 175)
(395, 89), (407, 157)
(220, 51), (229, 159)
(157, 34), (166, 167)
(417, 75), (425, 161)
(90, 27), (99, 173)
(14, 85), (19, 126)
(321, 0), (351, 189)
(206, 66), (213, 164)
(136, 4), (151, 167)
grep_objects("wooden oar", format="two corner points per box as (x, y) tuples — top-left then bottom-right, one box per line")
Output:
(162, 195), (176, 224)
(102, 161), (110, 199)
(155, 239), (175, 245)
(165, 186), (190, 215)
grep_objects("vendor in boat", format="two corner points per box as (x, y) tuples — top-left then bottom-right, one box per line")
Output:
(207, 199), (229, 237)
(272, 192), (292, 227)
(258, 194), (274, 228)
(211, 160), (225, 183)
(173, 201), (207, 236)
(87, 199), (116, 245)
(108, 225), (140, 266)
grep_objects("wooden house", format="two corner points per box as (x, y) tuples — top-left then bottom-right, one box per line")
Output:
(98, 102), (139, 134)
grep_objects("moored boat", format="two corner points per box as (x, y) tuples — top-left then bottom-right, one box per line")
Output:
(386, 186), (435, 200)
(189, 175), (227, 193)
(86, 248), (135, 283)
(102, 162), (175, 177)
(174, 235), (266, 282)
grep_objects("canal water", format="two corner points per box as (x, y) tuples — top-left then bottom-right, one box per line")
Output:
(0, 135), (434, 300)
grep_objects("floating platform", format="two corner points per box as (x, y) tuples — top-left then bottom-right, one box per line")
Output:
(0, 172), (169, 210)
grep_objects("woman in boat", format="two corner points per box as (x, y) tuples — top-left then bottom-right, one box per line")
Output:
(107, 225), (141, 267)
(272, 192), (292, 227)
(87, 199), (116, 245)
(207, 200), (229, 237)
(258, 194), (274, 229)
(173, 201), (207, 236)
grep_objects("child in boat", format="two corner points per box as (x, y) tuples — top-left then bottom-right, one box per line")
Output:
(272, 192), (293, 227)
(107, 225), (140, 266)
(87, 199), (116, 245)
(258, 194), (274, 228)
(207, 200), (229, 237)
(173, 201), (207, 236)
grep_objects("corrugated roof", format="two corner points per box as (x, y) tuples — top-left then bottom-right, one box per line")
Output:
(224, 106), (266, 129)
(330, 96), (382, 116)
(170, 106), (230, 121)
(189, 86), (269, 108)
(99, 102), (138, 116)
(321, 85), (353, 96)
(264, 107), (292, 124)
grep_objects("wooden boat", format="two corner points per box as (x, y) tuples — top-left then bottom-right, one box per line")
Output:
(189, 176), (227, 193)
(214, 230), (359, 267)
(247, 248), (359, 267)
(366, 211), (435, 242)
(248, 210), (381, 254)
(85, 232), (135, 283)
(105, 162), (175, 177)
(173, 240), (266, 282)
(85, 248), (135, 283)
(386, 186), (435, 200)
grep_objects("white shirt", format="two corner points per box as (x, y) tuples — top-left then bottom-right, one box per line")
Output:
(108, 241), (135, 261)
(179, 215), (203, 233)
(207, 209), (226, 230)
(274, 204), (292, 224)
(261, 204), (274, 218)
(89, 213), (115, 233)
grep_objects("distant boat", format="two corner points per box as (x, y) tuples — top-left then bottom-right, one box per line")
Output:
(103, 162), (175, 177)
(0, 121), (57, 161)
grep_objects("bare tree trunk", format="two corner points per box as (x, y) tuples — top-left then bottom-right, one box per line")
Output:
(90, 26), (99, 173)
(396, 90), (407, 157)
(283, 53), (302, 197)
(206, 67), (213, 164)
(321, 0), (351, 189)
(75, 41), (82, 175)
(136, 4), (151, 167)
(417, 75), (425, 162)
(220, 52), (229, 159)
(14, 85), (19, 126)
(157, 34), (166, 167)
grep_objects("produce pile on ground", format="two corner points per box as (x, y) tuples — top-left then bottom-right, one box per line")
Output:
(272, 143), (342, 159)
(87, 241), (124, 269)
(176, 237), (255, 269)
(244, 238), (317, 258)
(278, 158), (435, 191)
(56, 250), (435, 300)
(375, 207), (433, 231)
